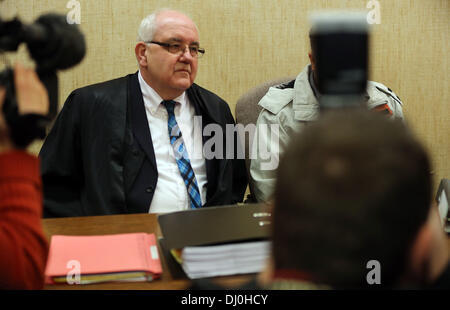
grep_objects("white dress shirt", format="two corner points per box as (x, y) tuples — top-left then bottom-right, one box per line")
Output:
(138, 71), (207, 213)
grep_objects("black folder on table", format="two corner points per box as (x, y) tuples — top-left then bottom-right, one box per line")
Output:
(157, 204), (271, 279)
(158, 203), (271, 249)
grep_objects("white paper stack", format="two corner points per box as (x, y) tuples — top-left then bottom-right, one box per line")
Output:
(181, 240), (271, 279)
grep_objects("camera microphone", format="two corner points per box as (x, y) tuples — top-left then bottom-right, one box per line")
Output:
(23, 13), (86, 73)
(0, 13), (86, 148)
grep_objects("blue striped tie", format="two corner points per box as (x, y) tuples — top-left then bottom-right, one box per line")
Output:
(162, 100), (202, 209)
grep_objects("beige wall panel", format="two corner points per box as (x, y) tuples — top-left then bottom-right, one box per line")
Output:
(2, 0), (449, 189)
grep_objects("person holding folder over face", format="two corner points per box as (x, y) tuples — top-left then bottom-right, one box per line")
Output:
(40, 9), (247, 217)
(250, 28), (404, 203)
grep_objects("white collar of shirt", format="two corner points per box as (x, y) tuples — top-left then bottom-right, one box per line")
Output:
(138, 70), (187, 115)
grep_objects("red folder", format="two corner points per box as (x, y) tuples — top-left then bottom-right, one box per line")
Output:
(45, 233), (162, 284)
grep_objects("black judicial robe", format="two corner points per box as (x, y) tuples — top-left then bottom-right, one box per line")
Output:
(39, 72), (247, 217)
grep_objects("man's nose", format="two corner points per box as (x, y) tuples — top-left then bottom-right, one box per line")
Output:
(179, 47), (194, 62)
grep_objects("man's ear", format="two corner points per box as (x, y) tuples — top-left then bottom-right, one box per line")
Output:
(135, 42), (148, 67)
(423, 205), (450, 282)
(308, 51), (316, 72)
(408, 219), (432, 283)
(407, 205), (449, 285)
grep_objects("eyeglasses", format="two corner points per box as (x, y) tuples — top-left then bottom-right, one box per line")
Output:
(146, 41), (205, 58)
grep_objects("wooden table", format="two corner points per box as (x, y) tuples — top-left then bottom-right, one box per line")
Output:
(43, 212), (450, 290)
(42, 213), (253, 290)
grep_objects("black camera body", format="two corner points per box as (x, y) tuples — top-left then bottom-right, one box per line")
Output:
(0, 13), (85, 148)
(310, 12), (369, 110)
(0, 68), (49, 147)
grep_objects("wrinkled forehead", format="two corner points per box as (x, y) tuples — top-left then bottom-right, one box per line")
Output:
(154, 12), (199, 42)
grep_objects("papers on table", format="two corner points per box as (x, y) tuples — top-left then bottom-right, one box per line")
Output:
(180, 240), (271, 279)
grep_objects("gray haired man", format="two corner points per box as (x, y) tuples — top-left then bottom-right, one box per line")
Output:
(40, 9), (247, 217)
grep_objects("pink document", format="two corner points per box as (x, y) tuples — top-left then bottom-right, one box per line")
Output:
(45, 233), (162, 284)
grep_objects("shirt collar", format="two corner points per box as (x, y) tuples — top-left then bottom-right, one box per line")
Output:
(138, 70), (187, 115)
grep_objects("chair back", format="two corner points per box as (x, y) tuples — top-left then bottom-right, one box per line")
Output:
(235, 77), (295, 202)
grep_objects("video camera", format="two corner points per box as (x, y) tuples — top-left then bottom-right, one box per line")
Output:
(309, 11), (369, 111)
(0, 13), (85, 148)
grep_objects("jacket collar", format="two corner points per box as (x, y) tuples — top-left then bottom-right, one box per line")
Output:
(292, 65), (320, 122)
(186, 84), (224, 126)
(128, 71), (157, 171)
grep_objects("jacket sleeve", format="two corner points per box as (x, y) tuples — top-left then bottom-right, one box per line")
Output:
(387, 93), (404, 120)
(367, 81), (404, 121)
(0, 151), (48, 289)
(39, 91), (84, 218)
(250, 108), (290, 203)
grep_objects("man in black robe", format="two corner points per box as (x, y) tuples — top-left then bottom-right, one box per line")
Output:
(40, 9), (247, 217)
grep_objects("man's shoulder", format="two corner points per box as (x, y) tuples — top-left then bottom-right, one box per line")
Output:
(367, 81), (403, 105)
(72, 74), (131, 98)
(60, 73), (135, 115)
(187, 83), (233, 120)
(188, 83), (227, 105)
(258, 79), (296, 115)
(366, 81), (404, 119)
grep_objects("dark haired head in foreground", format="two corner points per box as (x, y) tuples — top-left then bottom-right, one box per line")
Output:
(272, 110), (449, 289)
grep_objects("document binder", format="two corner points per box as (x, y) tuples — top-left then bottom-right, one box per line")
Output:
(158, 203), (271, 249)
(157, 204), (271, 279)
(45, 233), (162, 284)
